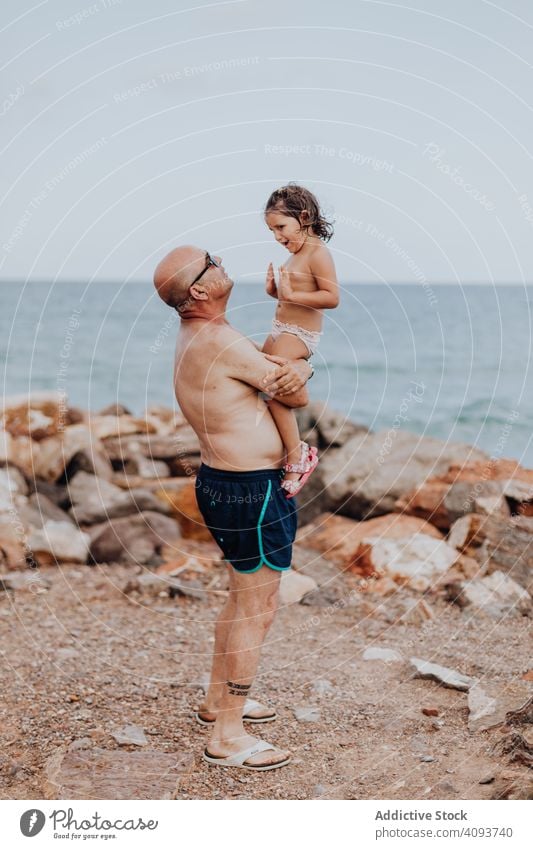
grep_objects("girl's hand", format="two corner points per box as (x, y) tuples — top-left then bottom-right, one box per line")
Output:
(265, 262), (277, 298)
(277, 266), (293, 302)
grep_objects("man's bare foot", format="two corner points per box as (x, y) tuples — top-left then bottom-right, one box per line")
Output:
(206, 732), (290, 768)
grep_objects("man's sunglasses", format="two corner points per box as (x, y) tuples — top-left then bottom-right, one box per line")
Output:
(190, 251), (221, 286)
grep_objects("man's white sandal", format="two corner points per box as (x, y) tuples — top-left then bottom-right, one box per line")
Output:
(203, 739), (290, 771)
(195, 698), (277, 726)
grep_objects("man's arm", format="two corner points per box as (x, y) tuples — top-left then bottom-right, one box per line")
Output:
(222, 333), (311, 408)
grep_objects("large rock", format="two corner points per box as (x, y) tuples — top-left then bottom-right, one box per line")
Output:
(409, 657), (477, 691)
(445, 512), (533, 593)
(354, 533), (460, 591)
(27, 521), (90, 564)
(89, 511), (181, 564)
(34, 425), (113, 483)
(0, 391), (62, 441)
(0, 430), (13, 463)
(468, 680), (533, 732)
(156, 478), (211, 540)
(295, 401), (367, 449)
(279, 570), (317, 604)
(102, 427), (201, 476)
(303, 429), (488, 521)
(43, 746), (193, 800)
(296, 511), (442, 568)
(67, 471), (170, 525)
(452, 571), (531, 619)
(89, 415), (158, 440)
(0, 539), (28, 571)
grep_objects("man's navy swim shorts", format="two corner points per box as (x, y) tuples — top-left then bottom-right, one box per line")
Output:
(195, 463), (298, 573)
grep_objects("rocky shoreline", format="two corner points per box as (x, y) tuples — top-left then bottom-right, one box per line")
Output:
(0, 391), (531, 800)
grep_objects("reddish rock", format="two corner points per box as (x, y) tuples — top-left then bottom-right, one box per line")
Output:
(0, 392), (62, 441)
(156, 478), (211, 541)
(422, 707), (440, 716)
(296, 512), (443, 568)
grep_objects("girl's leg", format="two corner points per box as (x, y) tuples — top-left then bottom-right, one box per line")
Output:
(262, 333), (310, 488)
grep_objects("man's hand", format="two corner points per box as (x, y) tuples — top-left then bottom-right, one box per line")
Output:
(265, 262), (277, 298)
(262, 354), (311, 396)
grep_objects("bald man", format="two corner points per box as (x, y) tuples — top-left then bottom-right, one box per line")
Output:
(153, 246), (313, 771)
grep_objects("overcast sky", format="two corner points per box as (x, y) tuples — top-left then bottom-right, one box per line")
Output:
(2, 0), (533, 284)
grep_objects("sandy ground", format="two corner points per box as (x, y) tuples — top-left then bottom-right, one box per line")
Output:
(0, 559), (531, 801)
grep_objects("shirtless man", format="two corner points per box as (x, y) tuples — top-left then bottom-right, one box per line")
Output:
(153, 245), (313, 771)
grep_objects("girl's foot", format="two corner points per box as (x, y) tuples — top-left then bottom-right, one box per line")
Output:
(281, 442), (318, 498)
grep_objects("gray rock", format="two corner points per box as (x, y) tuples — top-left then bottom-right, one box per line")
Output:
(0, 570), (51, 592)
(311, 679), (335, 696)
(97, 403), (132, 417)
(312, 430), (488, 520)
(363, 647), (403, 663)
(111, 724), (148, 746)
(43, 746), (193, 799)
(458, 571), (531, 619)
(67, 471), (170, 525)
(468, 681), (533, 732)
(89, 511), (180, 565)
(293, 705), (321, 722)
(27, 520), (90, 564)
(28, 492), (74, 526)
(409, 657), (477, 691)
(279, 570), (317, 605)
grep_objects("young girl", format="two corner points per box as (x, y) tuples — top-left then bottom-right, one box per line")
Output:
(262, 184), (339, 497)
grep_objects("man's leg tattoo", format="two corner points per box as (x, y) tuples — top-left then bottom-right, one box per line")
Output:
(227, 680), (251, 697)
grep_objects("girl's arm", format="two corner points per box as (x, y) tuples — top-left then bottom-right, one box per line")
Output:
(278, 251), (339, 308)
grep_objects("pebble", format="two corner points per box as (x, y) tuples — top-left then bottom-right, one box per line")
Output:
(311, 679), (335, 696)
(111, 724), (148, 747)
(293, 705), (321, 723)
(420, 755), (435, 762)
(479, 774), (495, 785)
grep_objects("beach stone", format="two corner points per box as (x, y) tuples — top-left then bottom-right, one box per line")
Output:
(111, 724), (148, 746)
(67, 471), (170, 525)
(296, 512), (443, 570)
(89, 511), (180, 565)
(34, 425), (113, 483)
(103, 428), (201, 475)
(306, 430), (487, 521)
(157, 478), (211, 540)
(26, 492), (74, 527)
(0, 391), (62, 441)
(43, 746), (193, 799)
(97, 403), (132, 417)
(0, 539), (28, 571)
(453, 571), (531, 619)
(0, 465), (28, 497)
(122, 453), (170, 479)
(355, 533), (459, 591)
(293, 705), (321, 722)
(311, 679), (335, 696)
(279, 570), (317, 605)
(89, 415), (158, 440)
(27, 521), (90, 564)
(468, 680), (533, 732)
(0, 431), (13, 463)
(0, 570), (51, 592)
(409, 657), (477, 691)
(295, 401), (365, 449)
(363, 646), (403, 663)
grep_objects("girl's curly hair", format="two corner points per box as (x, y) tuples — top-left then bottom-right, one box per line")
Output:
(264, 183), (334, 242)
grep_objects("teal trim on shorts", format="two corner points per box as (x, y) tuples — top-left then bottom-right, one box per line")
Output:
(223, 479), (292, 574)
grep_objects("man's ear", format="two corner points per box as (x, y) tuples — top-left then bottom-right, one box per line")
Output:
(190, 283), (209, 301)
